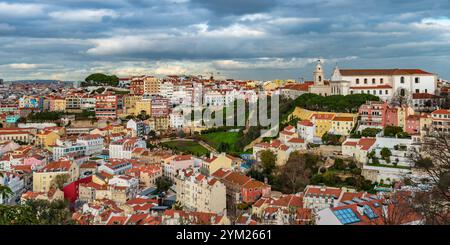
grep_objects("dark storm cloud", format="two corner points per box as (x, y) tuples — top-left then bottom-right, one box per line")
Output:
(1, 0), (450, 81)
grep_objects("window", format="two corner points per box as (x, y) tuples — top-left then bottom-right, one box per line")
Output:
(350, 91), (354, 94)
(400, 89), (406, 97)
(385, 90), (388, 95)
(380, 78), (384, 84)
(400, 77), (405, 83)
(379, 90), (382, 95)
(372, 78), (376, 84)
(319, 76), (322, 82)
(364, 79), (368, 84)
(415, 77), (420, 83)
(415, 89), (419, 93)
(367, 90), (370, 94)
(356, 79), (360, 84)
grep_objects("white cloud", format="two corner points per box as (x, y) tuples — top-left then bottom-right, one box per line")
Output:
(49, 9), (119, 23)
(413, 18), (450, 32)
(7, 63), (41, 69)
(267, 17), (321, 26)
(86, 36), (155, 55)
(0, 2), (44, 17)
(192, 23), (265, 37)
(212, 56), (358, 70)
(239, 13), (272, 22)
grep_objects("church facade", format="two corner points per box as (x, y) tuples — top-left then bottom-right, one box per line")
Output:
(307, 60), (438, 102)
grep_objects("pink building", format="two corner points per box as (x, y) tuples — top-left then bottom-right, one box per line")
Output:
(385, 107), (398, 126)
(405, 115), (421, 135)
(23, 155), (46, 170)
(358, 101), (388, 127)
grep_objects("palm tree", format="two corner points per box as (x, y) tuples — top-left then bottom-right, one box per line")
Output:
(0, 173), (13, 204)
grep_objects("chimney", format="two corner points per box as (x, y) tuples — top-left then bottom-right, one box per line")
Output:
(356, 204), (364, 216)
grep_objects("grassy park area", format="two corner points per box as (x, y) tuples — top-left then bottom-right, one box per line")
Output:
(161, 140), (209, 156)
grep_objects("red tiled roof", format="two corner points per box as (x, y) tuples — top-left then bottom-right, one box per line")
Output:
(280, 130), (295, 136)
(340, 69), (433, 76)
(432, 109), (450, 115)
(40, 160), (72, 172)
(343, 141), (358, 147)
(305, 186), (342, 198)
(357, 138), (376, 151)
(288, 138), (305, 143)
(173, 155), (193, 161)
(298, 120), (314, 127)
(106, 216), (128, 225)
(282, 83), (312, 91)
(333, 117), (354, 122)
(412, 93), (442, 99)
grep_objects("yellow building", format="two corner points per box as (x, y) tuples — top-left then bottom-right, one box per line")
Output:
(144, 77), (160, 95)
(419, 114), (432, 138)
(202, 153), (241, 175)
(292, 107), (357, 137)
(311, 113), (335, 137)
(33, 160), (79, 192)
(148, 116), (169, 132)
(330, 117), (357, 136)
(135, 100), (152, 116)
(21, 188), (65, 204)
(124, 95), (143, 115)
(54, 98), (67, 112)
(35, 131), (60, 148)
(90, 124), (125, 136)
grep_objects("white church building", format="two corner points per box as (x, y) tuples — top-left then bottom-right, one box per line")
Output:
(307, 60), (438, 102)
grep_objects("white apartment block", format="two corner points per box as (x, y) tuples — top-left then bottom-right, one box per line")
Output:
(109, 138), (146, 159)
(76, 134), (104, 156)
(175, 170), (226, 214)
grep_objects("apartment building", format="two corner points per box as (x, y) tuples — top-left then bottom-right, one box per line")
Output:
(175, 169), (226, 214)
(95, 93), (118, 119)
(33, 160), (79, 192)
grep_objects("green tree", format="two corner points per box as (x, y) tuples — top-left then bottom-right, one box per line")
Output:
(0, 199), (73, 225)
(218, 142), (229, 152)
(0, 173), (13, 203)
(381, 147), (392, 163)
(50, 174), (70, 189)
(384, 126), (404, 137)
(279, 152), (313, 193)
(361, 127), (382, 137)
(155, 176), (173, 193)
(332, 158), (346, 170)
(84, 73), (119, 87)
(260, 150), (277, 176)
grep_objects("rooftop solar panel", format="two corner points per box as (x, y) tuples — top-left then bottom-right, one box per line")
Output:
(333, 208), (361, 225)
(363, 205), (378, 220)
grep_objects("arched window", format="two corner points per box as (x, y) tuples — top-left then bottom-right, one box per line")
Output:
(380, 78), (384, 84)
(318, 76), (322, 82)
(400, 77), (405, 83)
(372, 78), (376, 84)
(400, 89), (405, 96)
(364, 79), (368, 84)
(356, 79), (360, 84)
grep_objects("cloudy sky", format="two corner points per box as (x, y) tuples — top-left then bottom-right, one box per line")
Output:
(0, 0), (450, 81)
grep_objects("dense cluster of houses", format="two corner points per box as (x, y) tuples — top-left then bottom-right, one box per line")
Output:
(0, 63), (448, 225)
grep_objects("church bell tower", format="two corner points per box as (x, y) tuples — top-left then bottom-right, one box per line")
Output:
(313, 59), (325, 85)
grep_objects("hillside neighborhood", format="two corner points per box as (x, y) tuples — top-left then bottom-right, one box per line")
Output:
(0, 62), (449, 225)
